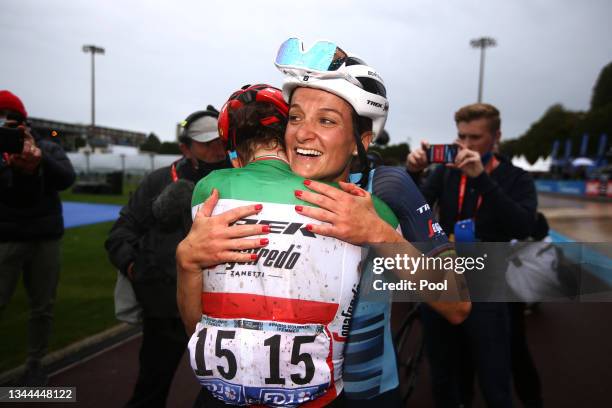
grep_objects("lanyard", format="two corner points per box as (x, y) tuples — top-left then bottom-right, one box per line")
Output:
(170, 162), (179, 182)
(456, 155), (499, 221)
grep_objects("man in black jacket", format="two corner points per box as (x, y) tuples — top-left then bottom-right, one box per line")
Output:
(406, 103), (539, 408)
(105, 107), (229, 408)
(0, 90), (76, 386)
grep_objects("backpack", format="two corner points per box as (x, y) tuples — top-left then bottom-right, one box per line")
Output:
(505, 213), (579, 302)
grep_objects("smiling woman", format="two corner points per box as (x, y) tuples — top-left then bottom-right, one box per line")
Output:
(285, 87), (367, 183)
(177, 38), (470, 408)
(180, 83), (399, 407)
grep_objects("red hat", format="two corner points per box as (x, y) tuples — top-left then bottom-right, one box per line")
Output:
(0, 90), (28, 119)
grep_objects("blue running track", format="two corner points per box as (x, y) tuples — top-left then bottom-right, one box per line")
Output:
(62, 201), (122, 229)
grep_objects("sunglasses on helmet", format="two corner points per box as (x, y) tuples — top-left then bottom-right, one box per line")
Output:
(274, 38), (349, 73)
(275, 38), (368, 90)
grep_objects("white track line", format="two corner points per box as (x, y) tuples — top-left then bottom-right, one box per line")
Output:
(49, 332), (142, 377)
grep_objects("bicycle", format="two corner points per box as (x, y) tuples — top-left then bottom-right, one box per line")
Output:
(394, 302), (425, 404)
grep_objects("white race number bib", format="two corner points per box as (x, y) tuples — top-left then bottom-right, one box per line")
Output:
(188, 316), (333, 406)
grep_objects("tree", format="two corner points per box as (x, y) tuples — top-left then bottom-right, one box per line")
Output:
(370, 143), (410, 166)
(500, 104), (582, 163)
(501, 62), (612, 163)
(74, 136), (86, 150)
(158, 141), (181, 155)
(572, 104), (612, 156)
(591, 61), (612, 111)
(140, 132), (161, 153)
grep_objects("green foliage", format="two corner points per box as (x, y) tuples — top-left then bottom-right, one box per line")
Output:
(60, 181), (137, 205)
(139, 132), (162, 153)
(159, 141), (181, 155)
(500, 104), (583, 163)
(74, 137), (86, 149)
(591, 61), (612, 111)
(502, 62), (612, 163)
(370, 143), (411, 166)
(574, 104), (612, 148)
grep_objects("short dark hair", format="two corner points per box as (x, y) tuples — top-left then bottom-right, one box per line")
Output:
(230, 102), (286, 163)
(454, 103), (501, 133)
(178, 134), (192, 147)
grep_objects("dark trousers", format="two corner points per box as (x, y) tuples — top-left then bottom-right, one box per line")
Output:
(126, 317), (188, 408)
(421, 302), (512, 408)
(509, 303), (542, 408)
(0, 239), (61, 366)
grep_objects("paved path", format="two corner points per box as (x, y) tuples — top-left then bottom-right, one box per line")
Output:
(40, 303), (612, 407)
(539, 193), (612, 242)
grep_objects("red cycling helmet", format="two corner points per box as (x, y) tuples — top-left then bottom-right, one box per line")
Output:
(218, 84), (289, 156)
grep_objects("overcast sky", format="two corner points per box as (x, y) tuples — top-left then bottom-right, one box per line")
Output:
(1, 0), (611, 147)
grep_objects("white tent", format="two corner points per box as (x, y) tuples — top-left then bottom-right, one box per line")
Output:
(512, 155), (551, 172)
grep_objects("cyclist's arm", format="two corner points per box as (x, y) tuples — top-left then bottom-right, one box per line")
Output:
(295, 179), (404, 244)
(372, 167), (471, 324)
(298, 176), (470, 324)
(429, 301), (472, 325)
(176, 188), (269, 334)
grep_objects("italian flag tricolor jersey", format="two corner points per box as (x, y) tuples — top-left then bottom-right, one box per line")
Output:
(188, 159), (398, 407)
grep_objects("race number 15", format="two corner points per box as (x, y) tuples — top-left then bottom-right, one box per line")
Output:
(194, 328), (316, 385)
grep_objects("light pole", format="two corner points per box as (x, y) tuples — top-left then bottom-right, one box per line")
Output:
(470, 37), (496, 103)
(82, 44), (105, 141)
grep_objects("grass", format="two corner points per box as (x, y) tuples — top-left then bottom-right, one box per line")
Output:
(59, 182), (138, 206)
(59, 191), (129, 206)
(0, 191), (133, 372)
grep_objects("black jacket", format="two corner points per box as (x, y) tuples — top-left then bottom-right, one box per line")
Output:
(0, 136), (75, 242)
(414, 155), (537, 242)
(105, 157), (227, 318)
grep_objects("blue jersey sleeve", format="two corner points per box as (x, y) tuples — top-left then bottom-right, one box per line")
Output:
(372, 166), (451, 256)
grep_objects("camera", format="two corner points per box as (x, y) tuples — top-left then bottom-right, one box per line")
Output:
(0, 127), (25, 154)
(0, 113), (25, 154)
(426, 144), (458, 164)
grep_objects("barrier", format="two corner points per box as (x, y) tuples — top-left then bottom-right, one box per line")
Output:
(66, 153), (181, 174)
(535, 180), (586, 196)
(585, 180), (612, 198)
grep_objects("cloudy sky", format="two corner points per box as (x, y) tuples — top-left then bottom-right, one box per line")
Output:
(1, 0), (611, 147)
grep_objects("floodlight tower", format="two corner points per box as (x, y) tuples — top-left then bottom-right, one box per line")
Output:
(470, 37), (496, 103)
(82, 45), (105, 139)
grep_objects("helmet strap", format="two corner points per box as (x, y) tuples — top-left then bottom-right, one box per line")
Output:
(352, 113), (371, 189)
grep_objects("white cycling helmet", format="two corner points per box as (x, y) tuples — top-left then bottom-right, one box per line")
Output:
(274, 38), (388, 141)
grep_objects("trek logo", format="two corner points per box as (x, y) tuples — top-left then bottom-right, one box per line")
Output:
(234, 218), (316, 238)
(367, 100), (383, 108)
(368, 70), (383, 81)
(428, 219), (444, 238)
(226, 244), (302, 270)
(416, 204), (431, 214)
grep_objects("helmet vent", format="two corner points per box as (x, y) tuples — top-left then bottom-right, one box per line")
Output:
(355, 76), (387, 98)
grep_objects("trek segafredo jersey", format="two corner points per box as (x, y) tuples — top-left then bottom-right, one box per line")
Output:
(188, 159), (398, 407)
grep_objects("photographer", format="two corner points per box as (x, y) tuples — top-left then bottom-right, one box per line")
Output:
(406, 103), (539, 408)
(0, 90), (76, 386)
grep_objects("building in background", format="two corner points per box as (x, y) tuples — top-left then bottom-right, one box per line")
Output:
(28, 117), (146, 152)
